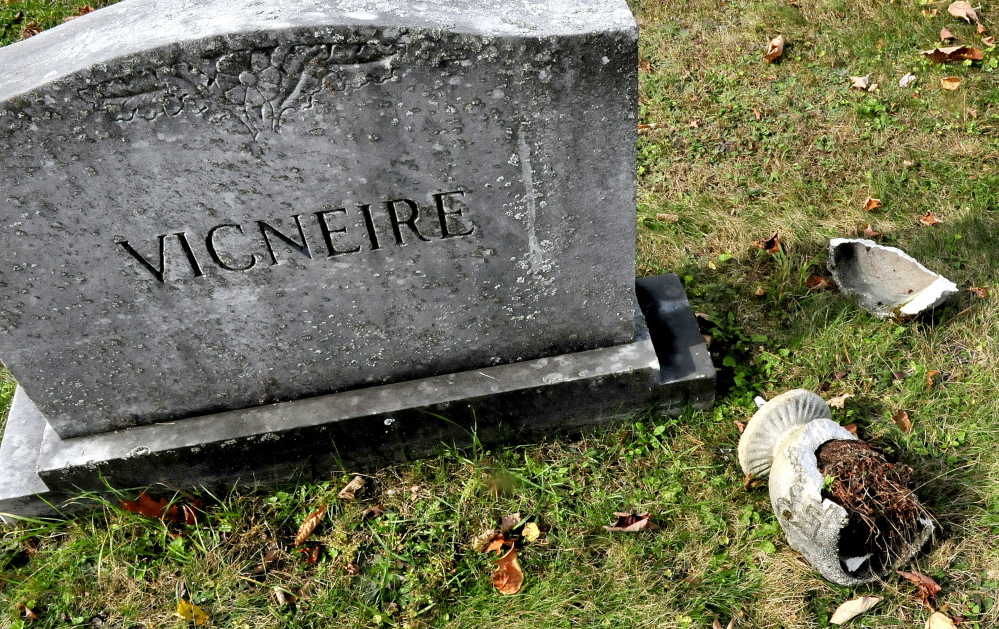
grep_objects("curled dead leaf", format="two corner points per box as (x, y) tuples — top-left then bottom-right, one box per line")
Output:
(948, 0), (980, 23)
(765, 34), (786, 62)
(605, 512), (658, 532)
(273, 586), (298, 608)
(294, 504), (327, 547)
(471, 528), (500, 552)
(892, 409), (912, 433)
(656, 212), (679, 222)
(743, 472), (764, 490)
(492, 548), (524, 595)
(712, 618), (736, 629)
(338, 475), (366, 500)
(922, 46), (984, 63)
(984, 35), (996, 46)
(863, 196), (883, 211)
(500, 512), (523, 533)
(927, 370), (941, 388)
(940, 76), (962, 90)
(252, 545), (283, 575)
(637, 123), (660, 134)
(850, 74), (871, 90)
(923, 8), (940, 17)
(344, 562), (361, 575)
(898, 569), (942, 609)
(978, 23), (989, 34)
(362, 503), (386, 520)
(176, 599), (209, 626)
(16, 603), (39, 621)
(843, 423), (858, 436)
(521, 521), (541, 543)
(828, 393), (853, 409)
(733, 420), (747, 434)
(968, 286), (989, 298)
(830, 595), (882, 624)
(805, 276), (831, 290)
(862, 223), (882, 238)
(121, 492), (199, 525)
(19, 22), (41, 40)
(754, 286), (766, 296)
(639, 59), (652, 73)
(753, 108), (762, 120)
(920, 210), (944, 225)
(940, 27), (956, 41)
(899, 73), (918, 88)
(296, 545), (321, 563)
(755, 231), (781, 254)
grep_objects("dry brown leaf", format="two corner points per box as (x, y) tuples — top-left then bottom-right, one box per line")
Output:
(843, 423), (858, 436)
(19, 21), (41, 39)
(753, 108), (762, 120)
(500, 512), (523, 533)
(862, 223), (882, 238)
(850, 75), (871, 90)
(273, 586), (298, 607)
(922, 46), (985, 62)
(639, 59), (652, 72)
(492, 548), (524, 595)
(765, 35), (785, 62)
(605, 511), (658, 532)
(892, 409), (913, 433)
(755, 231), (781, 254)
(830, 595), (882, 624)
(176, 599), (208, 626)
(927, 370), (941, 388)
(294, 504), (327, 546)
(941, 27), (956, 40)
(362, 504), (386, 520)
(344, 562), (361, 575)
(920, 210), (944, 225)
(941, 76), (962, 90)
(926, 612), (958, 628)
(251, 546), (283, 575)
(16, 603), (38, 621)
(948, 0), (980, 23)
(689, 119), (701, 128)
(702, 333), (712, 348)
(828, 393), (853, 409)
(984, 35), (996, 45)
(978, 23), (989, 34)
(338, 475), (366, 500)
(900, 73), (918, 88)
(806, 276), (831, 290)
(923, 8), (940, 17)
(712, 618), (736, 629)
(863, 196), (883, 211)
(743, 472), (764, 490)
(296, 545), (321, 563)
(754, 286), (766, 296)
(734, 420), (747, 434)
(471, 528), (500, 552)
(656, 212), (679, 222)
(968, 286), (989, 297)
(637, 123), (659, 134)
(121, 492), (199, 525)
(898, 570), (942, 609)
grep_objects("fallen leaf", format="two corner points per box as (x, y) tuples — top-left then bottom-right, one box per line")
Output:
(863, 196), (883, 211)
(484, 535), (508, 554)
(471, 528), (500, 552)
(362, 504), (386, 519)
(689, 119), (701, 128)
(702, 333), (712, 348)
(492, 548), (524, 595)
(16, 603), (38, 621)
(806, 276), (831, 290)
(294, 504), (327, 546)
(743, 472), (764, 490)
(968, 286), (989, 297)
(338, 475), (366, 500)
(941, 27), (956, 41)
(979, 23), (989, 34)
(296, 545), (321, 563)
(734, 420), (747, 434)
(868, 82), (879, 92)
(656, 212), (679, 222)
(605, 511), (659, 532)
(941, 76), (962, 90)
(923, 8), (939, 17)
(926, 612), (958, 628)
(830, 595), (882, 624)
(893, 409), (913, 433)
(521, 521), (541, 543)
(753, 108), (762, 120)
(948, 0), (979, 23)
(899, 73), (918, 88)
(500, 512), (523, 533)
(898, 570), (942, 609)
(922, 46), (984, 63)
(344, 562), (361, 575)
(862, 223), (882, 238)
(843, 423), (858, 436)
(754, 286), (767, 296)
(712, 618), (736, 629)
(639, 59), (652, 72)
(176, 599), (208, 626)
(252, 546), (283, 575)
(755, 231), (781, 254)
(984, 35), (996, 45)
(920, 210), (944, 225)
(121, 492), (198, 525)
(894, 370), (909, 381)
(828, 393), (853, 409)
(927, 370), (941, 388)
(19, 21), (41, 39)
(273, 586), (298, 607)
(850, 75), (871, 90)
(637, 123), (659, 134)
(765, 35), (786, 62)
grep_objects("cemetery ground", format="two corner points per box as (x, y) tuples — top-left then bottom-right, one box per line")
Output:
(1, 0), (999, 627)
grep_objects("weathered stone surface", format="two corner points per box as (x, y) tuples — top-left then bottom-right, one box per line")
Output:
(0, 0), (638, 438)
(0, 274), (715, 521)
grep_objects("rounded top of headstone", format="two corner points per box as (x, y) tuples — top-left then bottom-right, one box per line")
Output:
(0, 0), (636, 100)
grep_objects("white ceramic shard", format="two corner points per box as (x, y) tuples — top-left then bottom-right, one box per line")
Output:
(737, 389), (935, 585)
(828, 238), (958, 318)
(738, 389), (832, 479)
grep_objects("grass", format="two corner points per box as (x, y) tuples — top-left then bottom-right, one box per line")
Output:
(2, 0), (999, 626)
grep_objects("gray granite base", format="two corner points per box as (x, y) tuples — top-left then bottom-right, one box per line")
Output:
(0, 275), (713, 522)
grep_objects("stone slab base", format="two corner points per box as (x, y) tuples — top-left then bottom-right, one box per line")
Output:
(0, 274), (714, 522)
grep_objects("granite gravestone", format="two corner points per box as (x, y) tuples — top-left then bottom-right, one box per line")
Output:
(0, 0), (714, 518)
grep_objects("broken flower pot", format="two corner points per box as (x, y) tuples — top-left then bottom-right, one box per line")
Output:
(738, 389), (934, 585)
(828, 238), (958, 318)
